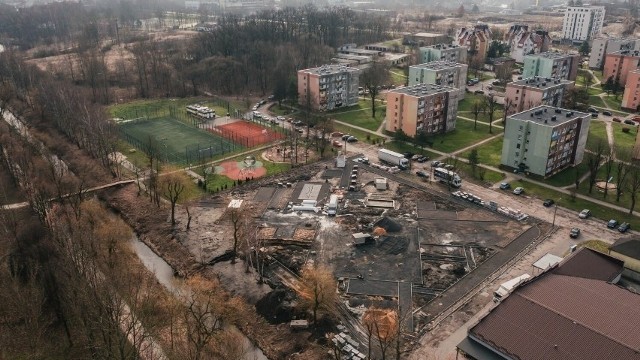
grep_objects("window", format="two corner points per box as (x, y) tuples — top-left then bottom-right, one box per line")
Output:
(517, 144), (521, 149)
(515, 152), (520, 156)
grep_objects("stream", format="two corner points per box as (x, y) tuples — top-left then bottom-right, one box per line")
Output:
(131, 236), (268, 360)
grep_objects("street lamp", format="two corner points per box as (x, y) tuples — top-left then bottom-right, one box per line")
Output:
(552, 198), (561, 227)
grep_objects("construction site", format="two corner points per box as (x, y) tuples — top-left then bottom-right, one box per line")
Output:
(173, 154), (547, 358)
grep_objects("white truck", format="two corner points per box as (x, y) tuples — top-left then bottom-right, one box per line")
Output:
(433, 167), (462, 188)
(327, 194), (339, 216)
(493, 274), (531, 301)
(378, 149), (409, 170)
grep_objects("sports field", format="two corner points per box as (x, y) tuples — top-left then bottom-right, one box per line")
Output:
(120, 117), (239, 164)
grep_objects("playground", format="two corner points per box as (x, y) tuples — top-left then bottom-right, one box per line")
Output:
(206, 120), (285, 148)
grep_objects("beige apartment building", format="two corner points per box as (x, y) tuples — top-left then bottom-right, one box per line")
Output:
(385, 83), (459, 137)
(603, 50), (640, 86)
(622, 69), (640, 111)
(297, 65), (360, 111)
(456, 25), (491, 64)
(505, 77), (574, 114)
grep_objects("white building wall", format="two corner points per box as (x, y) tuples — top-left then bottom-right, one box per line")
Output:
(562, 6), (605, 42)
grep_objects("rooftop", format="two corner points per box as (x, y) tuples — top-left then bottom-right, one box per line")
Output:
(389, 83), (456, 97)
(420, 43), (464, 50)
(610, 238), (640, 259)
(510, 76), (573, 89)
(609, 49), (640, 57)
(413, 32), (445, 38)
(300, 64), (360, 76)
(410, 61), (465, 71)
(509, 105), (588, 125)
(552, 246), (623, 281)
(527, 51), (576, 60)
(465, 248), (640, 360)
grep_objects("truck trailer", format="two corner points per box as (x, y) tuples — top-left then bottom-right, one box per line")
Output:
(378, 149), (409, 170)
(433, 167), (462, 188)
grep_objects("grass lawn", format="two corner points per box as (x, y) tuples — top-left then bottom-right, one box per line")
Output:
(508, 179), (640, 229)
(601, 95), (628, 113)
(589, 95), (607, 109)
(384, 141), (440, 160)
(450, 161), (505, 183)
(116, 140), (149, 169)
(332, 106), (386, 131)
(587, 121), (607, 149)
(592, 70), (604, 82)
(611, 122), (638, 150)
(389, 69), (407, 86)
(538, 162), (588, 187)
(574, 161), (635, 211)
(458, 93), (488, 111)
(458, 110), (505, 125)
(331, 121), (382, 144)
(458, 137), (504, 167)
(199, 152), (291, 193)
(587, 86), (603, 96)
(429, 118), (501, 153)
(268, 104), (298, 116)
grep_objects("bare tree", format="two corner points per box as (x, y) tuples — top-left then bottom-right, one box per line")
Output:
(160, 172), (189, 226)
(614, 148), (632, 202)
(229, 208), (243, 264)
(471, 99), (485, 130)
(601, 152), (614, 199)
(297, 264), (337, 324)
(484, 94), (498, 134)
(361, 61), (390, 118)
(586, 137), (609, 194)
(626, 165), (640, 214)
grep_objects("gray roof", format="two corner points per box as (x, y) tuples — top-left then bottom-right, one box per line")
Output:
(610, 238), (640, 259)
(301, 64), (359, 76)
(509, 106), (589, 126)
(389, 83), (456, 97)
(527, 51), (576, 60)
(509, 76), (573, 89)
(410, 60), (464, 70)
(421, 44), (464, 50)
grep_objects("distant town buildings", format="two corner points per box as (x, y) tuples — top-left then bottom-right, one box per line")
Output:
(589, 37), (640, 69)
(408, 61), (468, 98)
(418, 44), (468, 64)
(523, 52), (579, 81)
(297, 65), (360, 112)
(501, 106), (590, 177)
(621, 68), (640, 112)
(603, 50), (640, 86)
(385, 83), (459, 137)
(562, 5), (605, 42)
(505, 77), (574, 114)
(456, 25), (492, 64)
(403, 32), (450, 47)
(504, 25), (551, 63)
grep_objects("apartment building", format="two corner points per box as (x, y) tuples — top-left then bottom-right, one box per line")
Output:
(603, 50), (640, 86)
(418, 44), (468, 64)
(505, 77), (574, 113)
(501, 106), (591, 177)
(523, 52), (579, 81)
(456, 25), (491, 64)
(622, 69), (640, 111)
(297, 65), (360, 111)
(385, 83), (459, 137)
(505, 25), (551, 63)
(562, 5), (605, 42)
(589, 37), (640, 69)
(408, 61), (467, 98)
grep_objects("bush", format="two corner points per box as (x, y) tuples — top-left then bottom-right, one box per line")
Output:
(622, 127), (630, 133)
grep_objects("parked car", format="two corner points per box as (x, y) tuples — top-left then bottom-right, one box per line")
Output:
(412, 154), (421, 160)
(499, 182), (511, 190)
(569, 228), (581, 238)
(416, 170), (428, 178)
(492, 80), (501, 85)
(332, 140), (342, 147)
(578, 209), (592, 219)
(346, 136), (358, 143)
(591, 113), (598, 118)
(587, 107), (598, 113)
(487, 85), (493, 90)
(607, 219), (619, 229)
(613, 117), (622, 123)
(252, 105), (259, 111)
(276, 116), (285, 121)
(513, 187), (524, 195)
(602, 110), (612, 116)
(624, 119), (637, 126)
(543, 199), (555, 207)
(618, 222), (630, 233)
(403, 152), (415, 159)
(431, 160), (441, 167)
(474, 90), (484, 94)
(417, 156), (429, 163)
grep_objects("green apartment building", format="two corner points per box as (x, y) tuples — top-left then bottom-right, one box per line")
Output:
(522, 52), (580, 81)
(501, 106), (591, 177)
(419, 44), (468, 64)
(408, 61), (467, 99)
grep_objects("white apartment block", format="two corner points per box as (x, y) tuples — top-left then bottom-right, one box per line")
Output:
(297, 65), (360, 112)
(589, 37), (640, 69)
(408, 61), (468, 99)
(562, 6), (605, 42)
